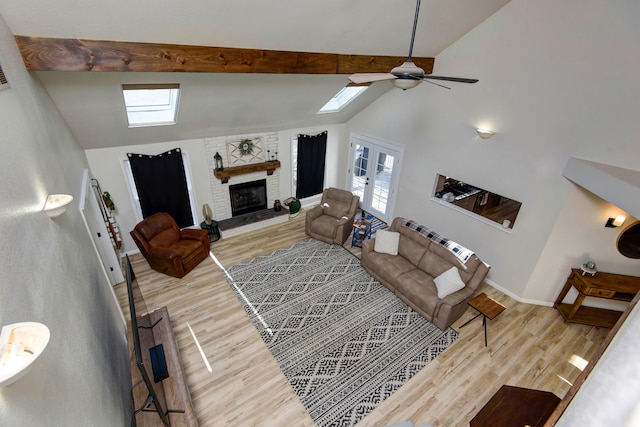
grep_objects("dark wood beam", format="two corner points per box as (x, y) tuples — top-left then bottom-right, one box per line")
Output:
(15, 36), (434, 75)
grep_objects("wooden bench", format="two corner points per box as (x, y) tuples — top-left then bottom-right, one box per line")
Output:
(130, 306), (198, 427)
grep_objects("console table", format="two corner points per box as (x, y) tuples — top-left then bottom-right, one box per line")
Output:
(131, 306), (198, 427)
(554, 268), (640, 328)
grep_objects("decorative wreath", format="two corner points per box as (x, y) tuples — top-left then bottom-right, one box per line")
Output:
(239, 138), (254, 156)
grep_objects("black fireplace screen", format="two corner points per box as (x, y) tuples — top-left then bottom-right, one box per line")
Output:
(229, 179), (267, 216)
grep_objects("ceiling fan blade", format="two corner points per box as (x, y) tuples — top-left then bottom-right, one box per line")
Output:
(422, 79), (451, 90)
(423, 75), (479, 84)
(348, 73), (397, 84)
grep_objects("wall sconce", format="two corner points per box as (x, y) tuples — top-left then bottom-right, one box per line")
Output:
(0, 322), (50, 387)
(476, 128), (496, 139)
(43, 194), (73, 218)
(214, 152), (224, 171)
(605, 215), (626, 228)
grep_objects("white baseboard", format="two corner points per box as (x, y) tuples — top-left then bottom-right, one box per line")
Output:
(484, 278), (554, 307)
(299, 194), (322, 210)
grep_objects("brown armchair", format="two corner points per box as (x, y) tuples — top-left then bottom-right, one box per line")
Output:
(130, 212), (210, 278)
(305, 188), (360, 245)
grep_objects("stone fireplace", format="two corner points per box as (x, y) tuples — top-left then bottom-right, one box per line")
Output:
(229, 179), (267, 217)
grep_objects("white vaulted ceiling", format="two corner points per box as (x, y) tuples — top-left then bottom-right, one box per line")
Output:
(0, 0), (511, 149)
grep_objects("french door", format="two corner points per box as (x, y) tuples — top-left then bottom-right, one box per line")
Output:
(347, 134), (402, 224)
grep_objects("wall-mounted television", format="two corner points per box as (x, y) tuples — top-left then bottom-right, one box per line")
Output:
(125, 255), (172, 427)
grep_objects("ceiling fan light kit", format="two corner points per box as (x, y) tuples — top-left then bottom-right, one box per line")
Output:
(393, 78), (422, 90)
(348, 0), (478, 91)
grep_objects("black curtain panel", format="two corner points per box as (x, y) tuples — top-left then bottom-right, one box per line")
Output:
(128, 148), (194, 228)
(296, 131), (327, 199)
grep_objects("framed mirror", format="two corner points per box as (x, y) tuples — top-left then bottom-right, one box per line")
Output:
(617, 221), (640, 259)
(432, 174), (522, 229)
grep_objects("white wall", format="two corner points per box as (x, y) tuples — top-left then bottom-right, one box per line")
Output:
(0, 16), (130, 426)
(278, 124), (349, 196)
(85, 123), (348, 252)
(525, 184), (637, 306)
(347, 0), (640, 304)
(86, 138), (214, 252)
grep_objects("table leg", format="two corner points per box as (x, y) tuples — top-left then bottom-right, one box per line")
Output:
(483, 315), (488, 347)
(459, 312), (481, 328)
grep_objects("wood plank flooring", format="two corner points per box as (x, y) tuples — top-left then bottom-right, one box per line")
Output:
(114, 213), (609, 427)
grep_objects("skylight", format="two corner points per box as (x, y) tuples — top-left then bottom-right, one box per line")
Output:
(122, 84), (180, 127)
(318, 85), (368, 114)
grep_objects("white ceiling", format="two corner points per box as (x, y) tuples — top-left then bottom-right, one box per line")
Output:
(0, 0), (511, 149)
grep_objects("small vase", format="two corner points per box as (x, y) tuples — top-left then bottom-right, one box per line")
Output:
(274, 200), (282, 212)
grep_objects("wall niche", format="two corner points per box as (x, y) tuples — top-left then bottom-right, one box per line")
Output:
(432, 174), (522, 229)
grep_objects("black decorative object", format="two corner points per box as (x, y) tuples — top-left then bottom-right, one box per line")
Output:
(127, 148), (193, 229)
(214, 151), (224, 171)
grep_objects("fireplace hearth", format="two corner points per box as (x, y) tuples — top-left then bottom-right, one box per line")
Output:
(217, 208), (288, 232)
(229, 179), (267, 217)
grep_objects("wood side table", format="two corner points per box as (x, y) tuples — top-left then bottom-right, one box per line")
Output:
(554, 268), (640, 328)
(459, 292), (505, 346)
(470, 385), (560, 427)
(351, 219), (371, 247)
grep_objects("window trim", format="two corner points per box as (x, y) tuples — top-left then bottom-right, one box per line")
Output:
(317, 85), (368, 114)
(122, 152), (198, 226)
(122, 84), (180, 128)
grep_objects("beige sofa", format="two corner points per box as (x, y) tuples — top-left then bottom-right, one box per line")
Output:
(361, 217), (490, 330)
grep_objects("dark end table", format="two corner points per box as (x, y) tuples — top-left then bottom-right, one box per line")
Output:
(200, 220), (220, 243)
(470, 385), (560, 427)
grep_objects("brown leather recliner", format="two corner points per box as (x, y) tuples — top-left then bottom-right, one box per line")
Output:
(305, 187), (360, 245)
(130, 212), (210, 278)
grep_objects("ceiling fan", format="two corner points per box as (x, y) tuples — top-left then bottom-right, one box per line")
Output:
(348, 0), (478, 90)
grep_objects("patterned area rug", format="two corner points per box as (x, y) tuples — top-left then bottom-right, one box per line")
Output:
(225, 239), (458, 427)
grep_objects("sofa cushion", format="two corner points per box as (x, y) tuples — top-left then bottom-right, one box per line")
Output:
(374, 230), (400, 255)
(397, 234), (429, 266)
(364, 251), (416, 285)
(394, 269), (439, 315)
(417, 250), (455, 279)
(433, 266), (466, 298)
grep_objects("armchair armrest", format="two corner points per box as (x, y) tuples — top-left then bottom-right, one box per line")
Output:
(147, 246), (181, 261)
(180, 227), (209, 241)
(439, 285), (474, 307)
(305, 204), (324, 231)
(306, 204), (324, 221)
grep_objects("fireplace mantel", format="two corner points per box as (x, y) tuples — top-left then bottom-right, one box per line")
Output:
(214, 160), (281, 184)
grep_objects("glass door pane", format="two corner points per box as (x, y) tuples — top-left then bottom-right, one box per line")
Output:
(347, 135), (402, 224)
(350, 143), (370, 201)
(370, 151), (395, 217)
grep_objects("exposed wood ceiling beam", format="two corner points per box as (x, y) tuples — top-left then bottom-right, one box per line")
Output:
(15, 36), (435, 75)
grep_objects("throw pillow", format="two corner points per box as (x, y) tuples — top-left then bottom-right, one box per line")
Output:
(374, 230), (400, 255)
(433, 266), (466, 298)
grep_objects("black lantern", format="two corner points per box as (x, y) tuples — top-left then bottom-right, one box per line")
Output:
(214, 151), (224, 171)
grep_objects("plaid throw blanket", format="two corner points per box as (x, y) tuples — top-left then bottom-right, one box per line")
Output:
(400, 218), (475, 263)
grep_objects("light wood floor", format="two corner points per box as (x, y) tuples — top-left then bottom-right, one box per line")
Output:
(115, 213), (609, 427)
